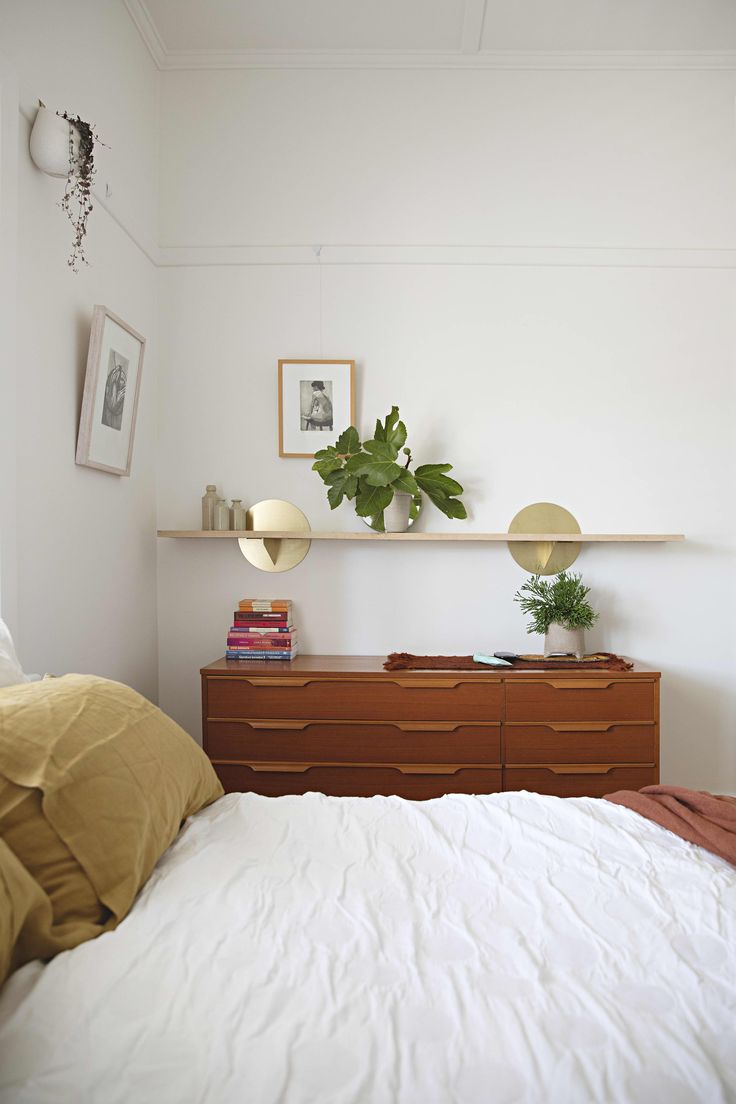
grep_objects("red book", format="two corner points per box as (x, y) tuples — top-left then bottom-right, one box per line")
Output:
(234, 611), (290, 619)
(233, 617), (292, 627)
(227, 635), (297, 645)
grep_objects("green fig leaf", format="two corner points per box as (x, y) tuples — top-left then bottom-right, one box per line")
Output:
(390, 469), (418, 495)
(335, 426), (360, 455)
(312, 456), (343, 481)
(355, 483), (393, 518)
(363, 438), (399, 462)
(325, 469), (359, 509)
(353, 456), (404, 487)
(415, 466), (464, 498)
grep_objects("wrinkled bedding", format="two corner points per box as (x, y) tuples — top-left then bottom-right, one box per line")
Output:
(1, 790), (735, 1104)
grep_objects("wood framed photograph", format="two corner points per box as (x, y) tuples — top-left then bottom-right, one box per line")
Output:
(278, 359), (355, 458)
(76, 305), (146, 476)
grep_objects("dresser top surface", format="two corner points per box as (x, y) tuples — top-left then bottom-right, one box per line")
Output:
(202, 655), (660, 679)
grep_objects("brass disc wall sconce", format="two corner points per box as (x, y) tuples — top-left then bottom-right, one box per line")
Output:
(238, 499), (311, 572)
(507, 502), (581, 575)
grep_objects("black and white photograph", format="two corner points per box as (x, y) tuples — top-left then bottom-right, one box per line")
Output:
(101, 349), (129, 430)
(278, 359), (354, 457)
(76, 305), (146, 476)
(300, 379), (333, 431)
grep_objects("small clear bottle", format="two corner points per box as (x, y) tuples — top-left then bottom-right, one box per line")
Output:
(201, 485), (218, 531)
(230, 499), (246, 530)
(214, 497), (230, 531)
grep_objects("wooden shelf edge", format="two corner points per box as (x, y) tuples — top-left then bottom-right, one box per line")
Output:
(157, 530), (685, 543)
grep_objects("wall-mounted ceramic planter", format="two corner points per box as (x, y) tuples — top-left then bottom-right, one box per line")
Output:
(29, 104), (79, 178)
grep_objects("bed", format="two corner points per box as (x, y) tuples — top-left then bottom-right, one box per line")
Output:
(1, 786), (735, 1104)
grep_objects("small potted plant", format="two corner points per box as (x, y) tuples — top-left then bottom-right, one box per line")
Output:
(514, 571), (598, 659)
(29, 102), (104, 271)
(312, 406), (466, 532)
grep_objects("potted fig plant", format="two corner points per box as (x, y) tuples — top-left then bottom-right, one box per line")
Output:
(312, 406), (466, 532)
(514, 571), (598, 659)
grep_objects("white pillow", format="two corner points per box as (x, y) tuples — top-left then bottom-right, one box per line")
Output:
(0, 617), (29, 688)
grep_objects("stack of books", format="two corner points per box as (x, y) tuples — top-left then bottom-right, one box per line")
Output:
(226, 599), (299, 661)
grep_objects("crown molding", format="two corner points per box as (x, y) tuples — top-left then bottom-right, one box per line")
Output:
(122, 3), (736, 72)
(123, 0), (167, 69)
(148, 47), (736, 73)
(460, 0), (487, 54)
(157, 244), (736, 269)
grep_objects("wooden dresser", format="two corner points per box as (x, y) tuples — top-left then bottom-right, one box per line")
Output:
(201, 656), (659, 800)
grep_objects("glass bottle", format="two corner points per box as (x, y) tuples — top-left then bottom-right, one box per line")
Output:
(214, 497), (230, 531)
(230, 499), (246, 530)
(201, 485), (218, 531)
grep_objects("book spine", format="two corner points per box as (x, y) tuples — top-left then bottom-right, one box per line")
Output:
(232, 613), (291, 622)
(227, 635), (298, 644)
(238, 603), (291, 612)
(230, 623), (293, 631)
(227, 638), (298, 647)
(230, 631), (300, 640)
(226, 652), (298, 660)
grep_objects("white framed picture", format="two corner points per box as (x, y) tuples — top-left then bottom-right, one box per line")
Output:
(76, 305), (146, 476)
(278, 359), (355, 458)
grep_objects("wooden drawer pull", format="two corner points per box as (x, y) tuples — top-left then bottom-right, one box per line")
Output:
(248, 720), (309, 730)
(543, 680), (615, 690)
(396, 765), (462, 775)
(247, 762), (312, 773)
(547, 765), (614, 775)
(245, 678), (313, 687)
(393, 721), (471, 732)
(391, 679), (465, 689)
(547, 723), (614, 732)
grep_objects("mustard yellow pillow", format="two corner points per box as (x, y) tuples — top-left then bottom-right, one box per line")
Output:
(0, 674), (223, 979)
(0, 837), (51, 984)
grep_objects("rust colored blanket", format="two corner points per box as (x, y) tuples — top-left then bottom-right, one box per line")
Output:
(384, 652), (633, 672)
(605, 785), (736, 867)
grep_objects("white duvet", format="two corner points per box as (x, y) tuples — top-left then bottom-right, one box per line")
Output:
(1, 791), (735, 1104)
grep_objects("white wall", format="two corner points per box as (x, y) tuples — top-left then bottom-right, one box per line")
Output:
(156, 65), (736, 793)
(0, 67), (19, 634)
(0, 1), (160, 699)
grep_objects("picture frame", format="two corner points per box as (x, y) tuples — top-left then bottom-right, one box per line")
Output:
(76, 305), (146, 477)
(278, 359), (355, 459)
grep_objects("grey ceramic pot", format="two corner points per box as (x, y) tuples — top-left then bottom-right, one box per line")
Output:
(382, 493), (412, 533)
(544, 622), (585, 659)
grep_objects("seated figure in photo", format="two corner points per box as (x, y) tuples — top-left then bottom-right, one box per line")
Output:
(305, 380), (333, 430)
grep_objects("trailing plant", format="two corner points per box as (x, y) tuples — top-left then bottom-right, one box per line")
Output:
(312, 406), (467, 531)
(514, 571), (599, 635)
(58, 110), (105, 272)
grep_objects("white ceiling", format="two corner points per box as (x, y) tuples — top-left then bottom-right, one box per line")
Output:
(141, 0), (466, 52)
(127, 0), (736, 62)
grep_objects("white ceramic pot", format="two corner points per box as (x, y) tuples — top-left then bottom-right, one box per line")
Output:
(29, 104), (80, 178)
(382, 493), (412, 533)
(544, 622), (585, 659)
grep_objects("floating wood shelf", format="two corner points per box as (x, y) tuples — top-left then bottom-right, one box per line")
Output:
(157, 530), (684, 543)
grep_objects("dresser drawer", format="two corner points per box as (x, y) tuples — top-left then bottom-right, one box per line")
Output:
(205, 676), (504, 722)
(503, 765), (656, 799)
(214, 763), (502, 800)
(505, 679), (656, 723)
(206, 720), (501, 765)
(504, 723), (656, 765)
